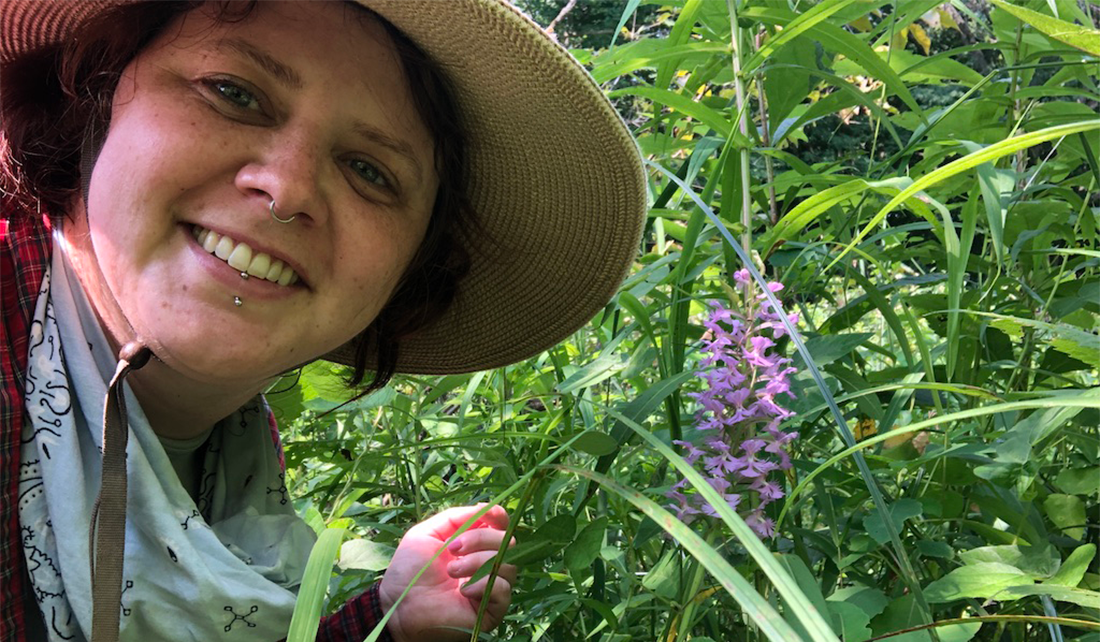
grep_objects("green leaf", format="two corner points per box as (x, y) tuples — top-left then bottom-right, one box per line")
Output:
(827, 601), (872, 642)
(337, 538), (394, 572)
(796, 333), (874, 368)
(990, 0), (1100, 55)
(742, 6), (925, 119)
(863, 499), (923, 545)
(1000, 584), (1100, 608)
(608, 86), (733, 136)
(1054, 468), (1100, 496)
(828, 585), (889, 620)
(1044, 494), (1087, 539)
(776, 554), (833, 639)
(599, 408), (841, 641)
(556, 465), (809, 641)
(828, 120), (1100, 270)
(564, 517), (608, 578)
(924, 563), (1035, 602)
(1048, 544), (1097, 587)
(743, 0), (863, 74)
(608, 0), (643, 48)
(958, 544), (1060, 578)
(641, 550), (681, 599)
(287, 527), (347, 642)
(569, 430), (619, 456)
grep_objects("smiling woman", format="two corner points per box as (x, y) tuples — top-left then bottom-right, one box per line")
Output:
(0, 1), (645, 641)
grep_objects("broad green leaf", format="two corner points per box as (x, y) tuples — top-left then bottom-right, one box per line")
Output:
(924, 562), (1035, 602)
(1001, 584), (1100, 608)
(570, 430), (619, 456)
(958, 544), (1060, 578)
(828, 585), (889, 620)
(1054, 468), (1100, 496)
(863, 498), (923, 545)
(827, 601), (872, 642)
(1048, 544), (1097, 587)
(793, 333), (874, 368)
(590, 41), (729, 85)
(337, 538), (394, 572)
(1044, 494), (1087, 540)
(990, 0), (1100, 55)
(564, 517), (608, 578)
(776, 554), (833, 638)
(556, 351), (628, 393)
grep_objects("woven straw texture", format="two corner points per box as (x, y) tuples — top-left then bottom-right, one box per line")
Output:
(1, 0), (647, 375)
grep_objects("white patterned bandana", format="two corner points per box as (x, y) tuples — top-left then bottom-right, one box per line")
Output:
(19, 230), (316, 641)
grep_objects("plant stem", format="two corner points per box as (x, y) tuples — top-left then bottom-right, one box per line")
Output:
(726, 0), (752, 254)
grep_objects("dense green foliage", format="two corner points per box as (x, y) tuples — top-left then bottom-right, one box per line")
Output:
(275, 1), (1100, 640)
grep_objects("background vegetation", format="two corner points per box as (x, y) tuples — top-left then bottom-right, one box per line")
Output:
(274, 1), (1100, 640)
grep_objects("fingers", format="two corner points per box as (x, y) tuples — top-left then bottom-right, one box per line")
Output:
(458, 572), (514, 605)
(447, 550), (517, 579)
(415, 503), (510, 540)
(448, 524), (516, 556)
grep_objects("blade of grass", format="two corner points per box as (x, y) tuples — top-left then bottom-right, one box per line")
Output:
(554, 464), (810, 642)
(742, 0), (862, 74)
(989, 0), (1100, 56)
(594, 403), (841, 642)
(777, 390), (1100, 529)
(826, 120), (1100, 271)
(287, 527), (347, 642)
(647, 159), (940, 638)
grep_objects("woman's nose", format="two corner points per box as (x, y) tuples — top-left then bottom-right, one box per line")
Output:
(234, 138), (330, 226)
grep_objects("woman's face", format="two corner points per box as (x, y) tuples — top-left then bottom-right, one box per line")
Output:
(68, 2), (438, 386)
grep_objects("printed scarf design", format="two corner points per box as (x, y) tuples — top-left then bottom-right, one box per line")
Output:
(18, 235), (315, 641)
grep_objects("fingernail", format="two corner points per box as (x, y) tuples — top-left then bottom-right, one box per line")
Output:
(449, 540), (463, 554)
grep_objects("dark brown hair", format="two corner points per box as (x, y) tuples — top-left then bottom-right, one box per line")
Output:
(0, 1), (472, 392)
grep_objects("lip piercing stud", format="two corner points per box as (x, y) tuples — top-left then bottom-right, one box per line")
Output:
(234, 296), (243, 307)
(270, 199), (296, 225)
(240, 271), (249, 280)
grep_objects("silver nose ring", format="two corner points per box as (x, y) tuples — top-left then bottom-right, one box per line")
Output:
(270, 199), (296, 224)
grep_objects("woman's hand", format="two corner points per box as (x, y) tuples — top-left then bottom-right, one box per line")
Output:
(378, 504), (517, 642)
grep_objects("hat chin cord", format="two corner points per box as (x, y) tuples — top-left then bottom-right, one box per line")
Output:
(89, 341), (151, 642)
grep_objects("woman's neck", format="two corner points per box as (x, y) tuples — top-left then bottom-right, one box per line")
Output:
(124, 358), (268, 441)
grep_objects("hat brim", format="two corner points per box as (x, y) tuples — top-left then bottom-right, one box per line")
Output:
(2, 0), (647, 375)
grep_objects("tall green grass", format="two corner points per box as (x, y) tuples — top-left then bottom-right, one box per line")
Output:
(278, 1), (1100, 640)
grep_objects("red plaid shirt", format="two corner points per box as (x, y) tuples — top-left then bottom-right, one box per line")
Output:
(1, 210), (391, 641)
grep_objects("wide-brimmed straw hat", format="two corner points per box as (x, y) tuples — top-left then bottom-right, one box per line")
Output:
(1, 0), (647, 375)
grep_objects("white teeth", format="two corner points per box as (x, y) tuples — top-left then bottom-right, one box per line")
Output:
(246, 253), (270, 278)
(214, 236), (234, 260)
(227, 243), (252, 271)
(202, 231), (220, 253)
(192, 225), (299, 287)
(265, 260), (285, 283)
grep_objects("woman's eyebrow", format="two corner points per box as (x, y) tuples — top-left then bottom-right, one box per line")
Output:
(351, 121), (425, 183)
(209, 37), (426, 183)
(212, 37), (303, 90)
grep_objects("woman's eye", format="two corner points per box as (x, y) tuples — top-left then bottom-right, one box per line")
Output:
(349, 159), (388, 188)
(207, 79), (261, 111)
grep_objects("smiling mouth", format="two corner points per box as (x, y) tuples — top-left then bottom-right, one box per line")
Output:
(191, 225), (300, 286)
